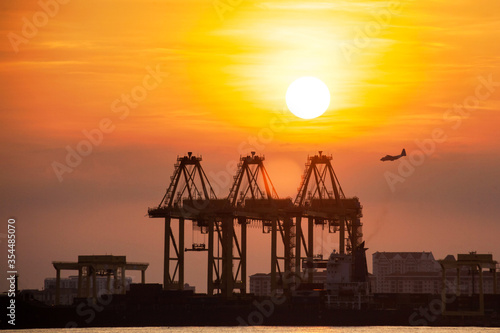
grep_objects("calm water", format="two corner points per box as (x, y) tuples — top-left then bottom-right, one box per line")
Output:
(3, 327), (500, 333)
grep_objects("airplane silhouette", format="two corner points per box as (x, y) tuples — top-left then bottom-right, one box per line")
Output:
(380, 149), (406, 162)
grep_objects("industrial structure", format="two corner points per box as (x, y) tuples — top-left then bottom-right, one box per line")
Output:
(5, 152), (500, 328)
(42, 275), (133, 305)
(439, 252), (498, 316)
(148, 151), (366, 297)
(52, 255), (149, 305)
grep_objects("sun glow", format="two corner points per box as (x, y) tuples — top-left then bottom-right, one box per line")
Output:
(286, 76), (331, 119)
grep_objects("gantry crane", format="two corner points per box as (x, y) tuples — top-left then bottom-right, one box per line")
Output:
(226, 152), (293, 292)
(148, 151), (365, 296)
(294, 151), (364, 283)
(148, 152), (225, 291)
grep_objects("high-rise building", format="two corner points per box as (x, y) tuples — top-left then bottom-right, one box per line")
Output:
(373, 252), (500, 295)
(249, 273), (272, 296)
(372, 251), (441, 293)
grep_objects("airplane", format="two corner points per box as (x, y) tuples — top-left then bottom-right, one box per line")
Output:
(380, 148), (406, 162)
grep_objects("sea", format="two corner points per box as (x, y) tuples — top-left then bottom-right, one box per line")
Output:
(3, 327), (500, 333)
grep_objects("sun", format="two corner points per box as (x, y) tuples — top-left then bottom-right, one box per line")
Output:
(286, 76), (331, 119)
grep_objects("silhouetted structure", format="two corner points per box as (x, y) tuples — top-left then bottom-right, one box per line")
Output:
(290, 151), (365, 289)
(372, 251), (441, 293)
(439, 252), (498, 316)
(52, 255), (148, 305)
(41, 275), (132, 305)
(148, 151), (365, 297)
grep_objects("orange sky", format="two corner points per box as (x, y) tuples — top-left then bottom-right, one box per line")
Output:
(1, 0), (500, 292)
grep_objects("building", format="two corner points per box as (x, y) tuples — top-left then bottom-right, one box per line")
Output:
(372, 251), (440, 293)
(373, 251), (500, 295)
(52, 255), (149, 305)
(42, 275), (133, 305)
(45, 275), (132, 293)
(382, 271), (442, 294)
(249, 273), (272, 296)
